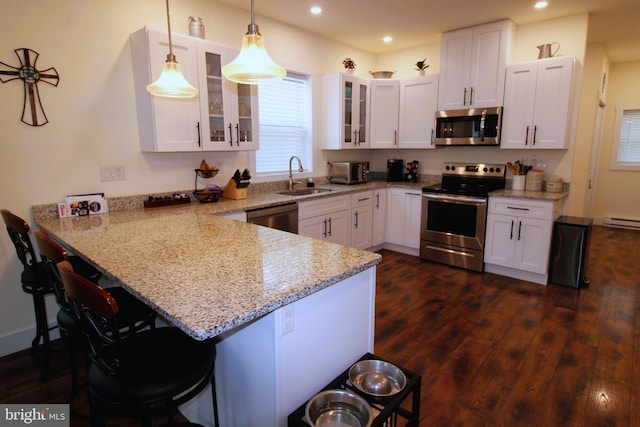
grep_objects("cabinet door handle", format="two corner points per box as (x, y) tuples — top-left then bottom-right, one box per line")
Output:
(510, 220), (514, 240)
(328, 217), (332, 236)
(507, 206), (530, 211)
(235, 124), (240, 146)
(532, 125), (538, 146)
(322, 218), (327, 237)
(394, 129), (397, 146)
(525, 125), (530, 146)
(463, 87), (467, 106)
(354, 211), (359, 228)
(196, 122), (201, 147)
(470, 87), (474, 105)
(518, 221), (523, 240)
(358, 197), (370, 202)
(431, 129), (434, 145)
(228, 123), (233, 146)
(375, 193), (380, 209)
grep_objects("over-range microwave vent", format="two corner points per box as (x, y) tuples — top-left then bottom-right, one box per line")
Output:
(434, 107), (502, 146)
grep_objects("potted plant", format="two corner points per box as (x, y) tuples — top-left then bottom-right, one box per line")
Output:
(415, 58), (429, 75)
(343, 58), (356, 74)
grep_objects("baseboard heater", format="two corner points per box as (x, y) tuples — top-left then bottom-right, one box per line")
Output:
(603, 217), (640, 230)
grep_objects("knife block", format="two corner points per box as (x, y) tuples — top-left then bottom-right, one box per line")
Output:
(223, 178), (248, 200)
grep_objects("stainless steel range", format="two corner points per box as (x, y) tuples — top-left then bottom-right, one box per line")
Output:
(420, 162), (505, 272)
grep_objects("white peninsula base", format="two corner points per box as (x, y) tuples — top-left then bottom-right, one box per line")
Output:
(179, 267), (376, 426)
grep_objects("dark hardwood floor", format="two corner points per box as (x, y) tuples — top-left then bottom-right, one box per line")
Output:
(0, 225), (638, 426)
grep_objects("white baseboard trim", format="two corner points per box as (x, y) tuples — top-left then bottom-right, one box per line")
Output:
(0, 322), (60, 358)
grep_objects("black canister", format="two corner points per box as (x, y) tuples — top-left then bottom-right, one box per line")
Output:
(387, 159), (404, 182)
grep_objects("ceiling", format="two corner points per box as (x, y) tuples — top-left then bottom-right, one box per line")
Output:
(216, 0), (640, 63)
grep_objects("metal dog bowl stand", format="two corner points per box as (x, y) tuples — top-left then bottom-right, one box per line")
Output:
(288, 353), (421, 426)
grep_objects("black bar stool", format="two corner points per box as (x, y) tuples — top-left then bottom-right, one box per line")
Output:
(2, 209), (55, 380)
(58, 261), (219, 427)
(34, 229), (157, 411)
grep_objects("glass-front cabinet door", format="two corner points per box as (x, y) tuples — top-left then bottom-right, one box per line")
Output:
(341, 75), (369, 148)
(200, 47), (258, 151)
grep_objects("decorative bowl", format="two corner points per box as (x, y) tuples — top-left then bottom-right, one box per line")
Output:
(348, 360), (406, 397)
(368, 71), (395, 79)
(305, 389), (372, 427)
(193, 189), (222, 203)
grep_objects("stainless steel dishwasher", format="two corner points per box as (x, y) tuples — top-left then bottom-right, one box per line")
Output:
(246, 203), (298, 234)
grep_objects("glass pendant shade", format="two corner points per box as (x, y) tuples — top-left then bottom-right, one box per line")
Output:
(222, 30), (286, 85)
(147, 55), (199, 98)
(146, 0), (198, 99)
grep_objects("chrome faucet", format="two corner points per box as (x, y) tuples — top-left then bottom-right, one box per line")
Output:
(288, 156), (304, 190)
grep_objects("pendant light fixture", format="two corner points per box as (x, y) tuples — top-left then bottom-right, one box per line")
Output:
(146, 0), (198, 98)
(222, 0), (286, 85)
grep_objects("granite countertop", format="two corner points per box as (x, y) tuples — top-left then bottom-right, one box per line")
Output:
(489, 188), (569, 202)
(36, 206), (381, 341)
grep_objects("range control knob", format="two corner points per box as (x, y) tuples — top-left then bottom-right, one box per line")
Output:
(496, 167), (501, 173)
(483, 167), (488, 172)
(489, 167), (494, 172)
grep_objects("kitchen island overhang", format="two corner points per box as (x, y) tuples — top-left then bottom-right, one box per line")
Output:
(35, 205), (381, 425)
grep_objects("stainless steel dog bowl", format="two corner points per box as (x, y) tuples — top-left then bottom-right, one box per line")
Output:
(305, 389), (372, 427)
(349, 360), (406, 397)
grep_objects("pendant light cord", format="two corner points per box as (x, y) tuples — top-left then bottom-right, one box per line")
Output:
(165, 0), (174, 61)
(247, 0), (259, 35)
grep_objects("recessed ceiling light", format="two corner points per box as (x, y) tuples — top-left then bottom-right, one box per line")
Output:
(383, 36), (392, 43)
(534, 1), (548, 9)
(310, 6), (322, 15)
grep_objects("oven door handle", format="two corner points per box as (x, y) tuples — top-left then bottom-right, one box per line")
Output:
(422, 193), (486, 205)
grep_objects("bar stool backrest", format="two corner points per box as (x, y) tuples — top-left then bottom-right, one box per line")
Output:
(1, 209), (38, 272)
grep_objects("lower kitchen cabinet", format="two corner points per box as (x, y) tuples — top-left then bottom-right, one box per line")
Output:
(484, 196), (563, 284)
(298, 195), (351, 246)
(351, 191), (373, 250)
(372, 189), (387, 247)
(385, 188), (422, 255)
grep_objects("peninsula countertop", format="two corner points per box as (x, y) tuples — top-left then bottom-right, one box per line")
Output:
(36, 206), (381, 341)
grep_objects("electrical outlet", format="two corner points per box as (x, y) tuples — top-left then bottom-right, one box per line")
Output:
(280, 304), (294, 336)
(100, 165), (126, 181)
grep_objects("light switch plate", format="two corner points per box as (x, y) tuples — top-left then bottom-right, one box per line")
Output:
(100, 165), (125, 181)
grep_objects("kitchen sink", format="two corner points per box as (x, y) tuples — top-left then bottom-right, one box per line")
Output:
(277, 188), (334, 196)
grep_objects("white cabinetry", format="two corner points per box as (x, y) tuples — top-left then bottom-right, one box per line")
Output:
(298, 195), (351, 246)
(399, 75), (439, 149)
(321, 73), (370, 149)
(484, 196), (563, 284)
(370, 75), (439, 149)
(351, 191), (373, 250)
(372, 189), (387, 247)
(130, 27), (258, 152)
(500, 56), (576, 150)
(437, 20), (514, 110)
(369, 80), (400, 149)
(385, 188), (422, 255)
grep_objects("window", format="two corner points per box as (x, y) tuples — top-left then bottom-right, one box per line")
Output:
(610, 105), (640, 171)
(254, 72), (312, 176)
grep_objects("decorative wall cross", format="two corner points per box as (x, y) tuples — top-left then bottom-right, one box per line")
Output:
(0, 48), (59, 126)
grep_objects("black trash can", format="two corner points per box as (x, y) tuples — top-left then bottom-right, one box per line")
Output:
(548, 216), (592, 288)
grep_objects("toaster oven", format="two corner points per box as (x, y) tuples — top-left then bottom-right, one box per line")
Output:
(327, 161), (370, 184)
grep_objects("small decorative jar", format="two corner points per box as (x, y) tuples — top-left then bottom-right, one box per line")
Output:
(188, 16), (205, 39)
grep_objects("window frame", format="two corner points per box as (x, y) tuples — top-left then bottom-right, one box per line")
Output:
(610, 104), (640, 171)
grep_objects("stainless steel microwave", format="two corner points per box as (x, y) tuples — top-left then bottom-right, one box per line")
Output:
(327, 161), (369, 184)
(434, 107), (502, 146)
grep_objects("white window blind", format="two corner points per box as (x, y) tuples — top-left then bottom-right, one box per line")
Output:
(256, 72), (312, 175)
(617, 109), (640, 163)
(611, 105), (640, 171)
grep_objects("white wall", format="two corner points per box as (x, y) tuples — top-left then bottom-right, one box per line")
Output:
(592, 60), (640, 222)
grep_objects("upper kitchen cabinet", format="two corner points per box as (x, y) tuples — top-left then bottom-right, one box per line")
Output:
(321, 73), (370, 149)
(369, 79), (400, 149)
(130, 27), (258, 152)
(399, 75), (438, 149)
(370, 75), (439, 149)
(437, 20), (514, 111)
(501, 56), (577, 150)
